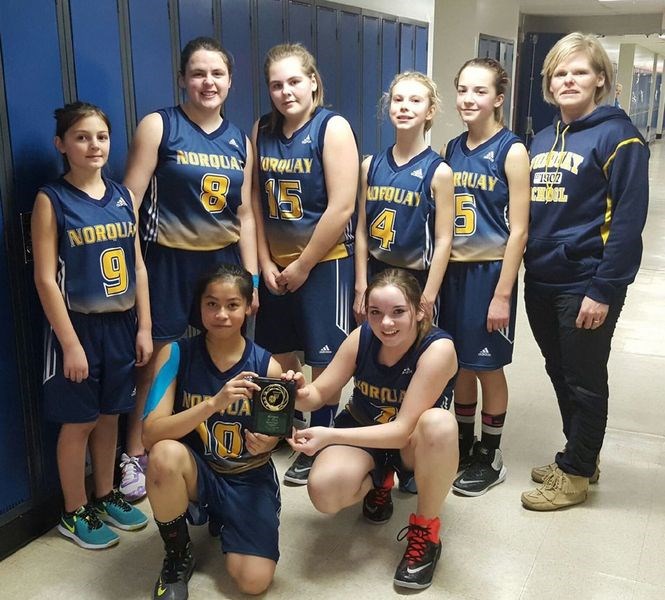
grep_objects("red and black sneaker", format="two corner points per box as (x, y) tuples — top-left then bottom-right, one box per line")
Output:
(393, 514), (442, 589)
(362, 469), (394, 524)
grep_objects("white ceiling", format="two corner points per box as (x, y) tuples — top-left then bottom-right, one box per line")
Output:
(518, 0), (665, 17)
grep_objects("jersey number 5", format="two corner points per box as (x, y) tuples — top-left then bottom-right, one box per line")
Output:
(454, 194), (477, 236)
(100, 247), (128, 297)
(265, 178), (303, 220)
(369, 208), (397, 250)
(200, 173), (230, 213)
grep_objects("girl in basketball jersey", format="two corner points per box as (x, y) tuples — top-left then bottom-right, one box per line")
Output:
(252, 43), (359, 484)
(286, 269), (458, 590)
(441, 58), (530, 496)
(32, 102), (151, 549)
(354, 72), (454, 325)
(143, 265), (283, 598)
(120, 37), (259, 501)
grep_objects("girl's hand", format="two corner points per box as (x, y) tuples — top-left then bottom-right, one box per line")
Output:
(211, 371), (260, 413)
(487, 295), (510, 332)
(135, 329), (153, 367)
(245, 430), (279, 455)
(251, 288), (260, 315)
(262, 261), (286, 295)
(288, 426), (332, 456)
(420, 292), (436, 322)
(63, 343), (89, 383)
(275, 259), (310, 293)
(282, 370), (311, 410)
(353, 288), (367, 325)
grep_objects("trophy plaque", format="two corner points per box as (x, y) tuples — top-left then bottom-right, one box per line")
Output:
(251, 377), (296, 437)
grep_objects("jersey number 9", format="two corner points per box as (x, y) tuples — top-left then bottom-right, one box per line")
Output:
(100, 247), (128, 297)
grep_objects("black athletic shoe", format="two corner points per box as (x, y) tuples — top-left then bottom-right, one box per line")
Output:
(453, 444), (507, 496)
(362, 469), (394, 524)
(283, 453), (314, 485)
(153, 542), (195, 600)
(457, 436), (478, 472)
(393, 514), (442, 589)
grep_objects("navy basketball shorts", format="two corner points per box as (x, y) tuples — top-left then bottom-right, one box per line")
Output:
(255, 256), (353, 367)
(43, 309), (137, 423)
(367, 255), (428, 290)
(188, 450), (281, 562)
(143, 242), (241, 341)
(333, 409), (414, 486)
(440, 260), (517, 370)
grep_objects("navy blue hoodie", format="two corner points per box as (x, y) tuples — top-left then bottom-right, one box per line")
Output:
(525, 105), (649, 304)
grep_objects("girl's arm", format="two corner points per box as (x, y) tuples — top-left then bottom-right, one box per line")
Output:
(32, 192), (88, 382)
(276, 116), (359, 292)
(291, 327), (360, 413)
(250, 120), (283, 295)
(130, 190), (153, 366)
(123, 112), (162, 205)
(353, 156), (372, 323)
(292, 337), (457, 454)
(237, 137), (260, 313)
(142, 343), (261, 450)
(487, 142), (530, 332)
(423, 162), (455, 319)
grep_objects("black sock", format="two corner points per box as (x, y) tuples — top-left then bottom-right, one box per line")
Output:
(156, 513), (190, 555)
(481, 411), (506, 451)
(454, 401), (477, 454)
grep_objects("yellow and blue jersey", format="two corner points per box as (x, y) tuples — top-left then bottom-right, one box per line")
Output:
(41, 177), (137, 314)
(445, 128), (522, 262)
(174, 335), (272, 475)
(346, 321), (453, 426)
(256, 107), (354, 267)
(140, 106), (248, 251)
(365, 146), (443, 271)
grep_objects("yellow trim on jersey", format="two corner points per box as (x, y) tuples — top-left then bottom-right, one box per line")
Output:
(272, 242), (350, 268)
(600, 196), (613, 245)
(602, 137), (644, 176)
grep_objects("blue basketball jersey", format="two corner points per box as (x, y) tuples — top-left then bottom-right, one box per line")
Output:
(445, 128), (523, 262)
(140, 106), (248, 251)
(173, 335), (272, 475)
(365, 147), (444, 271)
(346, 322), (453, 425)
(256, 107), (354, 267)
(40, 177), (137, 314)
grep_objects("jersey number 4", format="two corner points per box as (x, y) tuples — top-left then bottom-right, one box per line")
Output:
(454, 194), (477, 236)
(369, 208), (397, 250)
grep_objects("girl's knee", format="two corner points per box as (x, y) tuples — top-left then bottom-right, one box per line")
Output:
(147, 440), (189, 481)
(415, 408), (458, 446)
(227, 557), (275, 595)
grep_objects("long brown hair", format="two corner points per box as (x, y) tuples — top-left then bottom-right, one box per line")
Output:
(455, 57), (509, 125)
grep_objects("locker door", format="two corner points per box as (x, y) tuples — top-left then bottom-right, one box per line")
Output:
(288, 0), (313, 48)
(178, 0), (215, 47)
(361, 14), (380, 157)
(256, 0), (285, 117)
(415, 25), (427, 74)
(380, 18), (399, 148)
(339, 9), (361, 140)
(69, 0), (130, 179)
(128, 0), (176, 121)
(399, 23), (415, 72)
(316, 5), (338, 110)
(221, 0), (254, 133)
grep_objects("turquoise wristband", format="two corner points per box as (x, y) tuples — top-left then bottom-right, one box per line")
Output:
(252, 274), (260, 289)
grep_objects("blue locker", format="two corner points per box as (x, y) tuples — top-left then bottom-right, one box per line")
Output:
(69, 0), (130, 179)
(288, 0), (313, 48)
(399, 23), (415, 72)
(380, 18), (399, 148)
(178, 0), (215, 48)
(128, 0), (176, 121)
(316, 5), (338, 109)
(415, 25), (427, 74)
(257, 0), (285, 117)
(221, 0), (254, 135)
(361, 14), (380, 157)
(339, 9), (361, 142)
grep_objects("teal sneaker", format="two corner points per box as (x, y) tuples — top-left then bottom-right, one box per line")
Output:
(94, 489), (148, 531)
(57, 504), (119, 549)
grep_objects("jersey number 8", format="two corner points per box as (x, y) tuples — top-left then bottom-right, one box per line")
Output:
(200, 173), (230, 213)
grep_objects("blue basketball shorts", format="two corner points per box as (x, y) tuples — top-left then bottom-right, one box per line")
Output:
(255, 256), (353, 367)
(440, 260), (517, 370)
(188, 450), (281, 562)
(143, 242), (241, 341)
(43, 309), (137, 423)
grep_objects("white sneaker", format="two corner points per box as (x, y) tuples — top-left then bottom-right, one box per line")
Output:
(119, 453), (147, 502)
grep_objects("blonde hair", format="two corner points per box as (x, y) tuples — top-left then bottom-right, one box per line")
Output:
(381, 71), (441, 132)
(454, 58), (509, 125)
(541, 32), (613, 105)
(263, 43), (324, 134)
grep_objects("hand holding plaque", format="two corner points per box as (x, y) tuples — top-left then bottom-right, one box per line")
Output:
(251, 377), (296, 437)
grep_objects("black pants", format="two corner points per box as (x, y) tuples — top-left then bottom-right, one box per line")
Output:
(524, 284), (626, 477)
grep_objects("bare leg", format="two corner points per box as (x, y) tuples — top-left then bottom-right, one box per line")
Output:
(88, 413), (120, 498)
(477, 368), (508, 415)
(57, 421), (96, 512)
(454, 368), (478, 406)
(226, 554), (276, 595)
